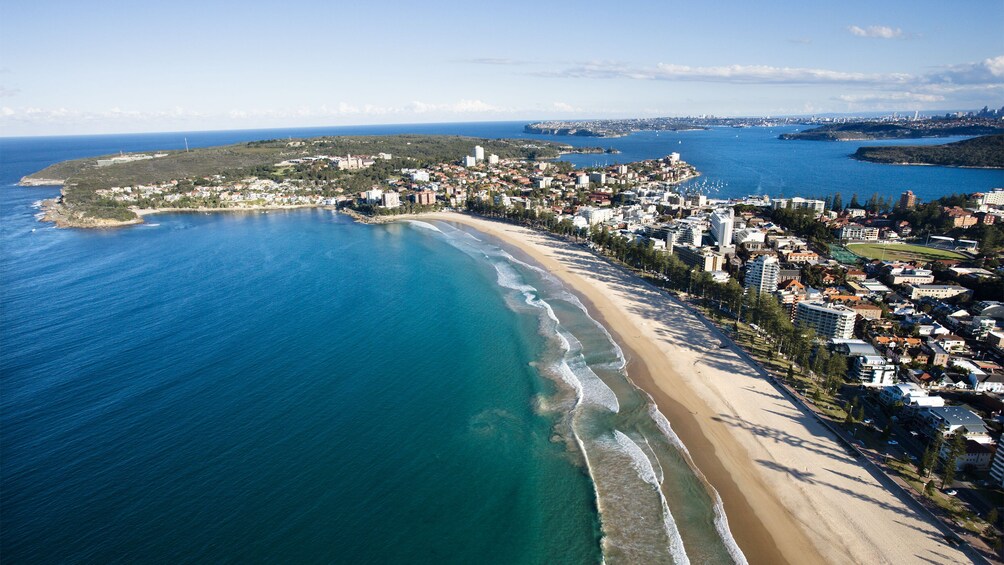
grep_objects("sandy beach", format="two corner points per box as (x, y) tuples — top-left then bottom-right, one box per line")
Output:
(420, 212), (971, 565)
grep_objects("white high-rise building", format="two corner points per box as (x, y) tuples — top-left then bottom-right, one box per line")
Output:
(771, 197), (825, 214)
(671, 225), (702, 247)
(710, 208), (734, 248)
(487, 154), (499, 165)
(744, 255), (780, 295)
(979, 189), (1004, 207)
(463, 155), (477, 167)
(796, 301), (857, 340)
(364, 189), (384, 204)
(474, 146), (485, 161)
(381, 191), (401, 209)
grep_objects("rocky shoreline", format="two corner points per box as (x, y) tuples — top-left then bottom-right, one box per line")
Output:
(19, 177), (66, 187)
(38, 199), (330, 229)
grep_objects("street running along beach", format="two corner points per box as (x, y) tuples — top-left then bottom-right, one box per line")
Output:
(418, 212), (971, 565)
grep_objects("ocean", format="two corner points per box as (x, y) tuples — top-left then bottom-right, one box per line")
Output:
(1, 122), (1002, 564)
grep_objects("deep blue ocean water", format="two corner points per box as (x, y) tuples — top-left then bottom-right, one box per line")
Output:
(2, 122), (1001, 564)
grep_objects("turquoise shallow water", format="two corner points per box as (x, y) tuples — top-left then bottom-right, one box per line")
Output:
(1, 208), (605, 563)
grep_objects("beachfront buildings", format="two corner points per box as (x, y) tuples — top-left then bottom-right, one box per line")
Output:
(991, 446), (1004, 488)
(364, 188), (383, 204)
(831, 339), (897, 385)
(979, 189), (1004, 207)
(879, 383), (945, 408)
(771, 197), (825, 213)
(796, 301), (856, 340)
(744, 255), (780, 295)
(710, 208), (734, 248)
(381, 192), (401, 209)
(918, 406), (991, 442)
(675, 246), (726, 272)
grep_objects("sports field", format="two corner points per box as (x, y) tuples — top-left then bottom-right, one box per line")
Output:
(846, 242), (967, 262)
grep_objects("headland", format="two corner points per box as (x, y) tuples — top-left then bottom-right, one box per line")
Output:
(852, 134), (1004, 169)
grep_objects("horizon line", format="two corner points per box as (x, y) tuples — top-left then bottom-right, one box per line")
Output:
(1, 107), (995, 139)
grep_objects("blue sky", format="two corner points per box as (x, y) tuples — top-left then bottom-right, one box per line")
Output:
(1, 0), (1001, 135)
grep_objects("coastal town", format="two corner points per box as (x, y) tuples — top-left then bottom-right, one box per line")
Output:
(347, 145), (1004, 558)
(25, 139), (1004, 559)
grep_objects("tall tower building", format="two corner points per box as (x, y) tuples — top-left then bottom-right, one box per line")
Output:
(474, 145), (485, 161)
(898, 190), (916, 210)
(710, 208), (734, 248)
(744, 255), (780, 295)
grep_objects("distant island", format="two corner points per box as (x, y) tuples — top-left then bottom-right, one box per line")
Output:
(780, 115), (1004, 141)
(852, 134), (1004, 168)
(525, 116), (797, 137)
(20, 135), (610, 228)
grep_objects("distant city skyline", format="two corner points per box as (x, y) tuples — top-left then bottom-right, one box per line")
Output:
(1, 0), (1001, 136)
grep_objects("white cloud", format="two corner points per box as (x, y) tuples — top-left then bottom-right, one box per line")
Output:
(535, 55), (1004, 97)
(836, 92), (945, 103)
(552, 101), (580, 112)
(406, 99), (503, 114)
(0, 99), (514, 132)
(848, 25), (903, 39)
(451, 99), (500, 112)
(923, 55), (1004, 85)
(537, 60), (912, 85)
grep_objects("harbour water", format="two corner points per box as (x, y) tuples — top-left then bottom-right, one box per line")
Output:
(1, 123), (1001, 563)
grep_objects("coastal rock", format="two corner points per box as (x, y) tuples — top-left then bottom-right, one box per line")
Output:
(19, 177), (65, 186)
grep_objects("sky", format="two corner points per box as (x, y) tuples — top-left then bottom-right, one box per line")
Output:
(1, 0), (1002, 136)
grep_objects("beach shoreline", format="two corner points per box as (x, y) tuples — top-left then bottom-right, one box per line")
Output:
(414, 211), (971, 565)
(37, 200), (330, 229)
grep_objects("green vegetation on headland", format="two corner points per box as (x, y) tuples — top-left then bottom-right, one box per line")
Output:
(852, 135), (1004, 168)
(21, 135), (595, 226)
(779, 118), (1004, 141)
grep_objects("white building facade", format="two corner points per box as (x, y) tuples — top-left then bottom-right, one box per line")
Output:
(744, 255), (780, 295)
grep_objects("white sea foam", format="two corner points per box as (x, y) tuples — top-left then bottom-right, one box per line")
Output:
(504, 257), (630, 373)
(448, 224), (483, 241)
(611, 430), (690, 565)
(648, 405), (748, 565)
(559, 329), (619, 413)
(492, 259), (619, 413)
(406, 220), (443, 233)
(492, 262), (536, 295)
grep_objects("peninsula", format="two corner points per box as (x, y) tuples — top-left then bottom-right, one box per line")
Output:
(524, 116), (794, 137)
(20, 135), (611, 228)
(780, 116), (1004, 141)
(853, 134), (1004, 168)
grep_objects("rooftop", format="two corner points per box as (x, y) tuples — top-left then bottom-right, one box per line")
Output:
(927, 405), (987, 428)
